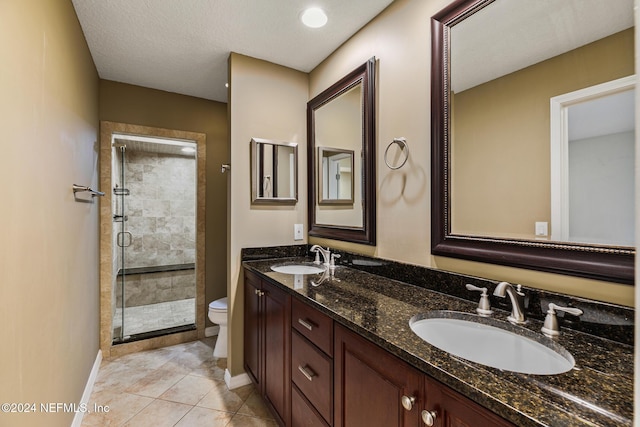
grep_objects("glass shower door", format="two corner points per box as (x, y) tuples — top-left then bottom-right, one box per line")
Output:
(113, 144), (131, 343)
(111, 136), (197, 344)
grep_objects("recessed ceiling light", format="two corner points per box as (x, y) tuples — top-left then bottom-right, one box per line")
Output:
(301, 7), (327, 28)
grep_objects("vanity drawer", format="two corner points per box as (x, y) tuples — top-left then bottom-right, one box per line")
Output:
(292, 385), (330, 427)
(292, 330), (332, 423)
(292, 297), (333, 356)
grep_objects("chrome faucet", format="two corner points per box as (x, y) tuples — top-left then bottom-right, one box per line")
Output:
(310, 245), (331, 265)
(493, 282), (526, 324)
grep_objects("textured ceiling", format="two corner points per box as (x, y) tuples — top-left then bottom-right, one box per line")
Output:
(451, 0), (634, 93)
(72, 0), (395, 103)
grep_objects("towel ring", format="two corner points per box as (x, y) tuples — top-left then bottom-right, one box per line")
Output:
(384, 138), (409, 170)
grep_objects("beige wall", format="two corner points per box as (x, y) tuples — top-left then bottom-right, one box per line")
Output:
(452, 29), (634, 239)
(99, 80), (228, 321)
(228, 53), (309, 376)
(308, 0), (634, 307)
(0, 0), (100, 426)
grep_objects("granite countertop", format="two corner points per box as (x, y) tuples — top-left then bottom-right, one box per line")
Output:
(243, 257), (634, 427)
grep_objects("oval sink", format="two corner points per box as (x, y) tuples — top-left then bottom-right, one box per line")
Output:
(409, 311), (574, 375)
(271, 263), (325, 275)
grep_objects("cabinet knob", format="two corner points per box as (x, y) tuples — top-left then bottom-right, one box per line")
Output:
(421, 410), (437, 426)
(401, 395), (416, 411)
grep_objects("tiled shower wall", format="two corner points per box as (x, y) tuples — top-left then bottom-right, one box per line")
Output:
(124, 150), (196, 268)
(111, 149), (196, 314)
(116, 269), (196, 307)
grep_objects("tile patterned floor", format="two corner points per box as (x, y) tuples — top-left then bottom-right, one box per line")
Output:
(113, 298), (196, 338)
(81, 337), (277, 427)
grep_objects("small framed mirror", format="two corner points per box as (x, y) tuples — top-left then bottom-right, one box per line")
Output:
(250, 138), (298, 204)
(318, 147), (354, 205)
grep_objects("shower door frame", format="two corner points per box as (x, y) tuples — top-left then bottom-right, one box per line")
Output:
(99, 121), (206, 358)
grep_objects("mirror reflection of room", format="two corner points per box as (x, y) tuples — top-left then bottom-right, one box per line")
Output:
(449, 0), (634, 246)
(319, 147), (354, 204)
(314, 83), (363, 227)
(250, 138), (298, 203)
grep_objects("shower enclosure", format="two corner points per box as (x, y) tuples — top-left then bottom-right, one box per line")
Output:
(111, 134), (198, 344)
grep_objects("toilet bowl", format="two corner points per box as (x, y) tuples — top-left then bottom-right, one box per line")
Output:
(208, 297), (228, 358)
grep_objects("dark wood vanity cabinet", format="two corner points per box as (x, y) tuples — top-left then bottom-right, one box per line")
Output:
(334, 324), (515, 427)
(334, 324), (422, 427)
(423, 376), (515, 427)
(291, 297), (334, 427)
(244, 270), (291, 426)
(244, 269), (515, 427)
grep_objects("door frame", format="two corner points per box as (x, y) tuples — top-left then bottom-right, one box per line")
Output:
(549, 75), (635, 242)
(99, 121), (206, 358)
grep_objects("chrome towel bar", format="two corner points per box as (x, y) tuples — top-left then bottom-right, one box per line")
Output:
(72, 184), (105, 197)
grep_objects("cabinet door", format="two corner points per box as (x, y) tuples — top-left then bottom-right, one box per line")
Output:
(244, 272), (262, 388)
(334, 324), (422, 427)
(423, 376), (515, 427)
(263, 281), (291, 426)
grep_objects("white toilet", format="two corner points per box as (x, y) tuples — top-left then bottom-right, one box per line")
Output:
(208, 297), (228, 358)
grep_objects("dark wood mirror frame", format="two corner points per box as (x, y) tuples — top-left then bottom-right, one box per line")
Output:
(430, 0), (634, 285)
(308, 57), (376, 245)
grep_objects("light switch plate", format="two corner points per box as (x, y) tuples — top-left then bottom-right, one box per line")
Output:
(294, 223), (304, 240)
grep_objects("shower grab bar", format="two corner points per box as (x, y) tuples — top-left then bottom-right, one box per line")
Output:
(72, 184), (105, 197)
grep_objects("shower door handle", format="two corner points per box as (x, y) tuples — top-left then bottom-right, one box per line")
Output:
(113, 214), (128, 222)
(117, 232), (132, 248)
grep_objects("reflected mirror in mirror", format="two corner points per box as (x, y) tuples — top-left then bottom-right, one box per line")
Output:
(308, 57), (376, 245)
(318, 147), (355, 204)
(431, 0), (635, 283)
(250, 138), (298, 204)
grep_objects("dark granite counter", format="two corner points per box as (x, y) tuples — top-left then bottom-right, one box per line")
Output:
(243, 256), (634, 427)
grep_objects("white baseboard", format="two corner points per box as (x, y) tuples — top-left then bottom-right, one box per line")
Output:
(224, 368), (252, 390)
(71, 349), (102, 427)
(205, 325), (220, 337)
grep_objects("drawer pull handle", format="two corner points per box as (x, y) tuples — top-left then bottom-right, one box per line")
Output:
(298, 365), (316, 381)
(298, 318), (314, 331)
(421, 410), (437, 426)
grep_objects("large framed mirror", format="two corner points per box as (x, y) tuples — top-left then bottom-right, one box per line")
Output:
(251, 138), (298, 204)
(431, 0), (635, 284)
(308, 57), (376, 245)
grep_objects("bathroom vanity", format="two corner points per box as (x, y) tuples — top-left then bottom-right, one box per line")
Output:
(242, 251), (633, 427)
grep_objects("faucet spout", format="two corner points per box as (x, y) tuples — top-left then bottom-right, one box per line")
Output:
(310, 245), (331, 265)
(493, 281), (526, 324)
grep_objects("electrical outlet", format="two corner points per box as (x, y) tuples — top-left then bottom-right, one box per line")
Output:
(535, 221), (548, 237)
(294, 223), (304, 240)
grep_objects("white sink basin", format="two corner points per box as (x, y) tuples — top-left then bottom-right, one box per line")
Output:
(271, 264), (325, 275)
(409, 311), (575, 375)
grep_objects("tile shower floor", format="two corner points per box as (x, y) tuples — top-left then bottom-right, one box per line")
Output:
(113, 298), (196, 338)
(81, 337), (277, 427)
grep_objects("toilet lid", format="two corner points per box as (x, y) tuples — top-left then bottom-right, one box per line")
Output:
(209, 297), (227, 311)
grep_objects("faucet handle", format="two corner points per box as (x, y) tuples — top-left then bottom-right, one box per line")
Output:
(465, 284), (493, 317)
(330, 253), (341, 267)
(541, 303), (583, 337)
